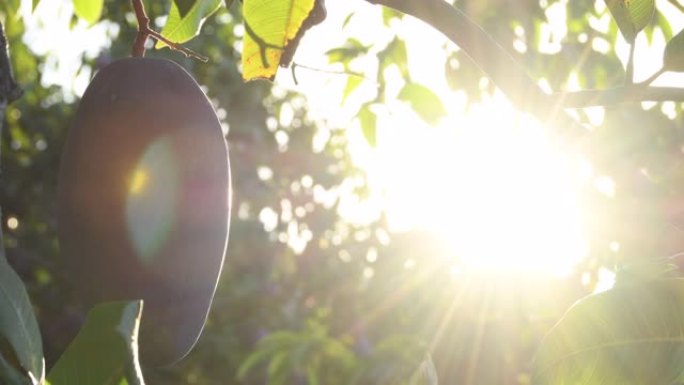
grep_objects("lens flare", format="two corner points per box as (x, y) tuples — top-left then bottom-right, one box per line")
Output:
(129, 169), (149, 196)
(125, 136), (180, 263)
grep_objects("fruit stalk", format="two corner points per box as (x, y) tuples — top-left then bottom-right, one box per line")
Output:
(129, 0), (208, 62)
(131, 0), (149, 58)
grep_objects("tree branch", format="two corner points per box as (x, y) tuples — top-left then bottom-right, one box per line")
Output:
(557, 86), (684, 108)
(668, 0), (684, 14)
(365, 0), (586, 141)
(0, 21), (21, 111)
(131, 0), (150, 57)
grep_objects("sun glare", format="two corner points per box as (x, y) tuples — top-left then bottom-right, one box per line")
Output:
(283, 0), (589, 277)
(368, 96), (587, 277)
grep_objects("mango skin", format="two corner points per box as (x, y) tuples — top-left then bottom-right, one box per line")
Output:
(57, 58), (230, 366)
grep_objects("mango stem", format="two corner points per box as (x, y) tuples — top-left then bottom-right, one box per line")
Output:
(130, 0), (208, 62)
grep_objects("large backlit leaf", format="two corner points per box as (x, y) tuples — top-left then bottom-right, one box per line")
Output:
(241, 0), (315, 80)
(532, 278), (684, 385)
(664, 28), (684, 72)
(157, 0), (222, 49)
(397, 83), (447, 126)
(47, 301), (144, 385)
(0, 242), (44, 384)
(72, 0), (103, 24)
(605, 0), (655, 43)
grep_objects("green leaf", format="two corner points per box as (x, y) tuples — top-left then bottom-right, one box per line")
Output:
(397, 83), (447, 126)
(605, 0), (655, 43)
(341, 12), (354, 29)
(48, 301), (145, 385)
(326, 39), (367, 65)
(0, 0), (20, 16)
(664, 28), (684, 72)
(173, 0), (196, 17)
(656, 10), (673, 41)
(32, 0), (40, 12)
(241, 0), (316, 80)
(157, 0), (222, 49)
(382, 7), (402, 26)
(341, 75), (363, 105)
(0, 244), (44, 384)
(379, 37), (408, 78)
(72, 0), (103, 24)
(358, 104), (377, 147)
(532, 278), (684, 385)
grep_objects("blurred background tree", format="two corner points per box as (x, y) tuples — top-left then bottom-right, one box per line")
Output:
(2, 0), (684, 384)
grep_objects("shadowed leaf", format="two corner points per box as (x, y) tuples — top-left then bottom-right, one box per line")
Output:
(0, 247), (44, 384)
(605, 0), (655, 43)
(664, 29), (684, 72)
(47, 301), (144, 385)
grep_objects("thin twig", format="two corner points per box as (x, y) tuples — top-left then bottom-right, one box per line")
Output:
(291, 62), (370, 85)
(554, 85), (684, 107)
(147, 30), (208, 62)
(129, 0), (208, 62)
(637, 67), (666, 87)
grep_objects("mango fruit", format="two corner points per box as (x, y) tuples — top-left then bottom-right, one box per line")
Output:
(57, 57), (230, 366)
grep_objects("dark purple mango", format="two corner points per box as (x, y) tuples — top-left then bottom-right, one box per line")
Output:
(57, 57), (230, 366)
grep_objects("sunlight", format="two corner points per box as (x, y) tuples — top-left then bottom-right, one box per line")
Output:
(282, 0), (590, 277)
(368, 95), (587, 277)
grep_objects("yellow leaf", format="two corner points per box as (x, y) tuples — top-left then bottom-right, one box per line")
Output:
(241, 0), (315, 81)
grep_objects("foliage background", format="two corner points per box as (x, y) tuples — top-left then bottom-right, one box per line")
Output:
(2, 0), (684, 384)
